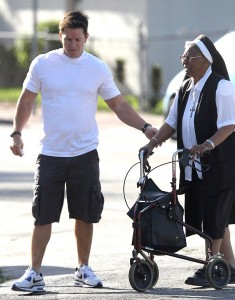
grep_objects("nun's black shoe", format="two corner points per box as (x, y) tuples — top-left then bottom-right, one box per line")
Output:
(185, 268), (210, 288)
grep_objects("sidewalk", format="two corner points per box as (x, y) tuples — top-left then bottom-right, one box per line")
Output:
(1, 108), (235, 299)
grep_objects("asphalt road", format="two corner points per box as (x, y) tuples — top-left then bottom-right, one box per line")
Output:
(1, 109), (235, 299)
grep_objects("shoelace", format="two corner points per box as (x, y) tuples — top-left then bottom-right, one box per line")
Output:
(82, 267), (96, 278)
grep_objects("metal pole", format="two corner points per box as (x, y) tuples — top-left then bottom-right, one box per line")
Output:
(31, 0), (38, 114)
(31, 0), (38, 60)
(138, 21), (148, 111)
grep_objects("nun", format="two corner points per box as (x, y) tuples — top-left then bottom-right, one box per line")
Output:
(140, 34), (235, 287)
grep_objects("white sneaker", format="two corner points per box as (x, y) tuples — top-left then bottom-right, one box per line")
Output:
(73, 265), (103, 288)
(11, 267), (45, 293)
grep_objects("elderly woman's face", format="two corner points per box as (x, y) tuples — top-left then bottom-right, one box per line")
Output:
(180, 45), (204, 78)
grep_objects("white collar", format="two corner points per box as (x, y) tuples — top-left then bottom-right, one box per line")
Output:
(193, 66), (212, 93)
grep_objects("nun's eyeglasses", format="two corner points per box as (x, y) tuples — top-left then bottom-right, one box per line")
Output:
(180, 55), (202, 62)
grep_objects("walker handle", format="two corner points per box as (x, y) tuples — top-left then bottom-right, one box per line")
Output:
(171, 148), (190, 204)
(138, 150), (146, 186)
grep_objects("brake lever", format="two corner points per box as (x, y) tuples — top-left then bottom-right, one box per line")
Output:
(179, 148), (191, 168)
(179, 148), (210, 168)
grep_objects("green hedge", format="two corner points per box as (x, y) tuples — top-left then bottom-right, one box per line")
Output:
(0, 88), (162, 114)
(0, 88), (21, 103)
(0, 88), (139, 109)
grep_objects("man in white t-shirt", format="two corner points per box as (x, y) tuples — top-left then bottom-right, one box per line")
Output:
(10, 10), (157, 293)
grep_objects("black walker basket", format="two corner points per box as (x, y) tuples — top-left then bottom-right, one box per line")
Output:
(126, 149), (231, 292)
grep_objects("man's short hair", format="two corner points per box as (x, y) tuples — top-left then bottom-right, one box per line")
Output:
(59, 10), (89, 34)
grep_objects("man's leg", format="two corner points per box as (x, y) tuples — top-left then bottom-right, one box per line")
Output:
(75, 219), (93, 265)
(73, 219), (102, 287)
(11, 224), (51, 292)
(31, 224), (52, 272)
(71, 152), (103, 287)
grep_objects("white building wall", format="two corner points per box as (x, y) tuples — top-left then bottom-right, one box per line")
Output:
(78, 0), (147, 97)
(1, 0), (65, 33)
(1, 0), (235, 100)
(0, 0), (147, 97)
(146, 0), (235, 96)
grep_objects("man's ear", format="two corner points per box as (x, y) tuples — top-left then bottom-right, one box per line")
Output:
(85, 33), (89, 43)
(59, 31), (62, 42)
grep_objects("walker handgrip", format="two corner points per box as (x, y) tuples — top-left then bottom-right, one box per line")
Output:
(138, 149), (152, 187)
(139, 150), (146, 179)
(179, 148), (191, 168)
(172, 148), (188, 185)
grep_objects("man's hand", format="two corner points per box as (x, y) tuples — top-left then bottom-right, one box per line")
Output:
(144, 126), (158, 140)
(10, 135), (24, 157)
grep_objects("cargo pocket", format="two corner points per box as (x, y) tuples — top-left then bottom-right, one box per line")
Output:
(32, 184), (41, 223)
(89, 184), (104, 222)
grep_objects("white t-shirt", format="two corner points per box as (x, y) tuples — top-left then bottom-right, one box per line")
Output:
(23, 49), (120, 157)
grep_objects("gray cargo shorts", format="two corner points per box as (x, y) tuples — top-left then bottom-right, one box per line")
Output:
(32, 150), (104, 225)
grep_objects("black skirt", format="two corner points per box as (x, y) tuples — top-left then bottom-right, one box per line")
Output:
(184, 169), (235, 239)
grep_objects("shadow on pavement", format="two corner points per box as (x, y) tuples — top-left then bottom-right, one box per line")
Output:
(0, 188), (33, 200)
(147, 286), (235, 299)
(2, 265), (235, 299)
(0, 120), (13, 125)
(0, 172), (34, 183)
(2, 265), (75, 280)
(0, 171), (34, 201)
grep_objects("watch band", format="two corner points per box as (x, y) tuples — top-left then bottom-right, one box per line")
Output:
(141, 123), (152, 133)
(10, 131), (21, 138)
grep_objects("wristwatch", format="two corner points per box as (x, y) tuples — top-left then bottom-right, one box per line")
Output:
(141, 123), (152, 133)
(10, 131), (21, 138)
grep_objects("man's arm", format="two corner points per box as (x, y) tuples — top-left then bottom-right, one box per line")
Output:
(105, 94), (158, 139)
(10, 88), (38, 157)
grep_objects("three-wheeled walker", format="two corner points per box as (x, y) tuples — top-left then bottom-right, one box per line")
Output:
(126, 149), (231, 292)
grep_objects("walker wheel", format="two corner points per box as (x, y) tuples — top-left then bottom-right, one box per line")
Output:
(149, 261), (159, 289)
(129, 259), (153, 292)
(206, 257), (231, 289)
